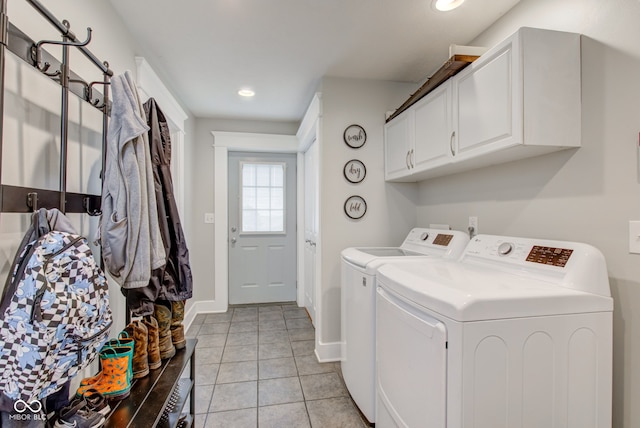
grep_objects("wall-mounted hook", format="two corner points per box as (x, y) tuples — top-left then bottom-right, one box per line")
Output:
(83, 196), (101, 216)
(30, 59), (62, 78)
(87, 81), (110, 108)
(68, 78), (90, 99)
(27, 192), (38, 212)
(32, 26), (93, 73)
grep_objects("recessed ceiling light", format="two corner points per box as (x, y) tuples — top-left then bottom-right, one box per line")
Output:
(238, 89), (255, 97)
(433, 0), (465, 11)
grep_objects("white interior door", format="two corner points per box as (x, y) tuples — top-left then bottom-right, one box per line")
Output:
(303, 139), (318, 324)
(228, 152), (297, 304)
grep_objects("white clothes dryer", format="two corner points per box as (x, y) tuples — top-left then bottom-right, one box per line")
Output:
(375, 234), (613, 428)
(340, 228), (469, 423)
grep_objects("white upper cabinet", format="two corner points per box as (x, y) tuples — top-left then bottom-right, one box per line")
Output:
(384, 82), (454, 181)
(455, 43), (517, 158)
(384, 108), (414, 180)
(413, 82), (453, 171)
(384, 27), (581, 182)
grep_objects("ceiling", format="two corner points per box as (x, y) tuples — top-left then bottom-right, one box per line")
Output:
(108, 0), (521, 122)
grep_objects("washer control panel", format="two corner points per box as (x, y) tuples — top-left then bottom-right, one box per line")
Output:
(462, 234), (610, 296)
(526, 246), (573, 267)
(465, 235), (576, 269)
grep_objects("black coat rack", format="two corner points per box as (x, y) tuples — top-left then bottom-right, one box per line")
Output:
(0, 0), (112, 215)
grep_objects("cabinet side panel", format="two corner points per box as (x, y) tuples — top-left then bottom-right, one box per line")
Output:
(522, 28), (581, 148)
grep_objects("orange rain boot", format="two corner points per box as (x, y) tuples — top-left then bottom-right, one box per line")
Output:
(79, 332), (134, 387)
(76, 345), (133, 401)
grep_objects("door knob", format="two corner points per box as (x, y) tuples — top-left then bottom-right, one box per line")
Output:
(230, 237), (237, 244)
(231, 226), (237, 232)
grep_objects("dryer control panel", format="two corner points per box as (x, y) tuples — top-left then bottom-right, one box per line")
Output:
(401, 228), (468, 258)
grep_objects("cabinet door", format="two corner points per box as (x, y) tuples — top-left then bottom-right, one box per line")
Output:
(413, 82), (453, 172)
(454, 38), (522, 159)
(384, 109), (414, 181)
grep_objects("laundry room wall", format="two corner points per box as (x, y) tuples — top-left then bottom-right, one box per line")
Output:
(188, 117), (298, 307)
(317, 76), (418, 357)
(413, 0), (640, 426)
(2, 1), (195, 341)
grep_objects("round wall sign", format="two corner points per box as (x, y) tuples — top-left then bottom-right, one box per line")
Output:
(343, 159), (366, 184)
(344, 195), (367, 220)
(343, 124), (367, 149)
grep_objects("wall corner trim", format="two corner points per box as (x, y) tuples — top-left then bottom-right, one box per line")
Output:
(135, 57), (188, 132)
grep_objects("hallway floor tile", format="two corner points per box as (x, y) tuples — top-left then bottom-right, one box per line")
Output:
(187, 303), (369, 428)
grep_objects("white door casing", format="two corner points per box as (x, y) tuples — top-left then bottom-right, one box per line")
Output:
(212, 132), (299, 313)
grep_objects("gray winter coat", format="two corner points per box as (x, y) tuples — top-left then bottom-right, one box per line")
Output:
(100, 71), (165, 289)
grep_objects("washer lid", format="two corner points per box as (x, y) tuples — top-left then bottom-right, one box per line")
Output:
(341, 247), (426, 270)
(376, 261), (613, 322)
(341, 228), (470, 270)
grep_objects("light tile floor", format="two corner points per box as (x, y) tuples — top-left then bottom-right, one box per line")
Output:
(186, 303), (370, 428)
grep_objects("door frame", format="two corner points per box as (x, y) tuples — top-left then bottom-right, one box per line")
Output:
(212, 132), (300, 312)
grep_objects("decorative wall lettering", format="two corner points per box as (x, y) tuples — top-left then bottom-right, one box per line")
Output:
(343, 124), (367, 149)
(343, 159), (366, 184)
(344, 195), (367, 220)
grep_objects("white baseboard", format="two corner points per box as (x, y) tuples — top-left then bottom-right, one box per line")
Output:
(184, 300), (228, 332)
(314, 340), (342, 362)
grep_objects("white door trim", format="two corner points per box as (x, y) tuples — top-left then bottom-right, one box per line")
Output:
(212, 132), (299, 312)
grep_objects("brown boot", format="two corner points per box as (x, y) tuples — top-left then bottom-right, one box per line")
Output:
(170, 300), (186, 350)
(143, 315), (162, 370)
(124, 320), (149, 379)
(154, 301), (176, 360)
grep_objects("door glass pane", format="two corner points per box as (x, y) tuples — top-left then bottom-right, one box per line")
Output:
(271, 188), (283, 210)
(243, 187), (256, 209)
(241, 162), (286, 233)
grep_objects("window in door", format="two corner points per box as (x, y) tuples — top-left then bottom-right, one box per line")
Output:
(240, 161), (286, 233)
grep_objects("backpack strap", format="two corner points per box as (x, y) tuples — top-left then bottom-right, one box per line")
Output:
(0, 209), (52, 314)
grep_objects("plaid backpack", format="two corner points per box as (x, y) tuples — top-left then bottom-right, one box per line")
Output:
(0, 226), (112, 402)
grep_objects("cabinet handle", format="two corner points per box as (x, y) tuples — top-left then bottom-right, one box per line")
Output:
(450, 131), (456, 156)
(410, 149), (415, 168)
(406, 150), (411, 170)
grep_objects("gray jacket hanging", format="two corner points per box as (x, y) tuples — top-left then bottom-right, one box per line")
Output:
(100, 71), (166, 289)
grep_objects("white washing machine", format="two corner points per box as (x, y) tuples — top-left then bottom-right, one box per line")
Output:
(375, 234), (613, 428)
(341, 228), (469, 423)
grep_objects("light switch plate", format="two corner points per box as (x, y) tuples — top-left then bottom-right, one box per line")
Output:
(629, 221), (640, 254)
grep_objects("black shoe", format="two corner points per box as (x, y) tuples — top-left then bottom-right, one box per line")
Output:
(54, 396), (105, 428)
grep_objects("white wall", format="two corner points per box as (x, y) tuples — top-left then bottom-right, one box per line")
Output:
(414, 0), (640, 426)
(2, 1), (195, 349)
(317, 77), (419, 351)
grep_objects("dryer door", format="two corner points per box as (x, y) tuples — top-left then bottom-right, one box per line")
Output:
(376, 286), (447, 428)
